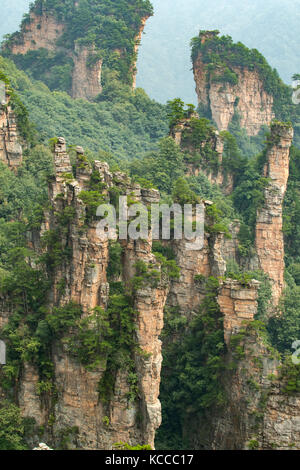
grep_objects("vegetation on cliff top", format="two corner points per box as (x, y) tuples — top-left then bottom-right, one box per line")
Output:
(3, 0), (153, 93)
(191, 31), (300, 147)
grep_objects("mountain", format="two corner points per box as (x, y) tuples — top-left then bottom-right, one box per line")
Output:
(136, 0), (300, 102)
(1, 0), (300, 452)
(0, 0), (31, 40)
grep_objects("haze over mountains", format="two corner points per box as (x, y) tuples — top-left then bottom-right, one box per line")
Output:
(1, 0), (300, 103)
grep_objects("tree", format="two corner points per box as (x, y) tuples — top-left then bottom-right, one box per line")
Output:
(0, 401), (26, 450)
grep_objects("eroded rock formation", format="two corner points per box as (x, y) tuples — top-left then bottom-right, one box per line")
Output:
(170, 117), (233, 194)
(255, 122), (294, 305)
(217, 279), (260, 346)
(193, 34), (275, 136)
(0, 96), (23, 169)
(4, 8), (150, 101)
(4, 12), (102, 101)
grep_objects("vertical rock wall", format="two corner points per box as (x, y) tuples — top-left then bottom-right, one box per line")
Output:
(255, 122), (293, 305)
(0, 97), (23, 170)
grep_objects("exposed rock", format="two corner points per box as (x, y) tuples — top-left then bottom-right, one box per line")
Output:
(132, 16), (150, 89)
(6, 138), (168, 449)
(5, 9), (149, 100)
(9, 13), (65, 55)
(217, 279), (260, 345)
(255, 123), (294, 305)
(0, 96), (23, 169)
(186, 326), (300, 450)
(33, 443), (53, 450)
(193, 39), (275, 136)
(171, 118), (233, 195)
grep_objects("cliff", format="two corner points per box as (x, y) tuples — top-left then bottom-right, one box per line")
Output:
(3, 1), (152, 100)
(192, 31), (275, 136)
(255, 122), (294, 305)
(170, 115), (233, 194)
(186, 319), (300, 450)
(0, 95), (23, 169)
(11, 138), (168, 449)
(4, 11), (103, 100)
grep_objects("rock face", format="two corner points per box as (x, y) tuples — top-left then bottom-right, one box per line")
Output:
(8, 138), (168, 449)
(71, 45), (103, 100)
(193, 39), (275, 136)
(217, 279), (260, 346)
(185, 322), (300, 450)
(5, 12), (102, 101)
(9, 12), (65, 55)
(0, 96), (23, 169)
(132, 17), (149, 89)
(170, 117), (233, 194)
(255, 122), (294, 305)
(5, 8), (149, 101)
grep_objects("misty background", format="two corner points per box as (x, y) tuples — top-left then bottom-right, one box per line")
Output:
(1, 0), (299, 103)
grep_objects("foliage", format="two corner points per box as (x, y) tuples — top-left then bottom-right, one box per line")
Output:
(166, 98), (195, 127)
(156, 277), (226, 449)
(279, 356), (300, 395)
(107, 242), (123, 281)
(130, 137), (184, 194)
(98, 293), (138, 403)
(268, 285), (300, 353)
(190, 31), (300, 144)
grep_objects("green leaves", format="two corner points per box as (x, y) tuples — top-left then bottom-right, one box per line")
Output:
(0, 401), (27, 450)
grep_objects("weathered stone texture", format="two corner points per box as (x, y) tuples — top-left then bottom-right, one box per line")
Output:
(255, 124), (293, 305)
(217, 279), (260, 345)
(193, 54), (274, 136)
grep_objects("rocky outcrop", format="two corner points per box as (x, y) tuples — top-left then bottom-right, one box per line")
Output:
(255, 122), (294, 305)
(217, 279), (260, 346)
(132, 16), (149, 89)
(8, 12), (65, 55)
(0, 96), (23, 170)
(4, 7), (149, 100)
(186, 324), (300, 450)
(5, 12), (102, 101)
(9, 138), (168, 449)
(193, 34), (275, 136)
(171, 117), (233, 194)
(71, 45), (103, 100)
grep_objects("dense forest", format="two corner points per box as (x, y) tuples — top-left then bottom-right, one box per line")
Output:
(0, 0), (300, 451)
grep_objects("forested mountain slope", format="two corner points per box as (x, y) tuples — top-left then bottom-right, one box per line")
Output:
(2, 0), (300, 103)
(137, 0), (300, 102)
